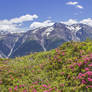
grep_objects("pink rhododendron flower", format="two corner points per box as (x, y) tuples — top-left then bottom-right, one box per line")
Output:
(56, 48), (58, 52)
(78, 73), (85, 79)
(86, 86), (88, 88)
(79, 73), (82, 76)
(84, 57), (90, 61)
(42, 84), (48, 88)
(70, 65), (73, 69)
(88, 85), (92, 88)
(32, 81), (38, 85)
(9, 88), (12, 92)
(14, 85), (18, 91)
(81, 55), (85, 57)
(72, 68), (74, 71)
(0, 81), (2, 84)
(58, 59), (61, 62)
(19, 85), (22, 88)
(54, 86), (57, 91)
(77, 62), (82, 67)
(84, 61), (88, 64)
(60, 84), (64, 87)
(58, 91), (62, 92)
(23, 89), (27, 92)
(90, 53), (92, 57)
(88, 78), (92, 82)
(67, 74), (70, 78)
(85, 71), (92, 76)
(22, 84), (25, 87)
(86, 85), (92, 88)
(88, 63), (92, 67)
(60, 72), (64, 75)
(82, 80), (87, 84)
(49, 88), (53, 91)
(43, 90), (48, 92)
(32, 70), (34, 72)
(32, 88), (37, 92)
(30, 86), (34, 88)
(62, 52), (65, 56)
(82, 74), (86, 77)
(73, 63), (77, 66)
(85, 68), (89, 71)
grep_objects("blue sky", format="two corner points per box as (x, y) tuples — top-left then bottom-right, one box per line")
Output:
(0, 0), (92, 32)
(0, 0), (91, 21)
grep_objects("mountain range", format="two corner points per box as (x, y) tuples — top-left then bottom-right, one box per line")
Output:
(0, 23), (92, 58)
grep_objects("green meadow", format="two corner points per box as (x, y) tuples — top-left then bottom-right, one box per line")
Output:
(0, 41), (92, 92)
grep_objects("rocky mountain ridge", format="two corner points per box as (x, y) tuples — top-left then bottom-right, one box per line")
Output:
(0, 23), (92, 58)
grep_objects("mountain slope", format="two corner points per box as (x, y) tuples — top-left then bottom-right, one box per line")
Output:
(0, 23), (92, 58)
(0, 33), (23, 58)
(0, 41), (92, 91)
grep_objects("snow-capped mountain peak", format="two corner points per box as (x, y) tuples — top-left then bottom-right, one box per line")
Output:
(0, 30), (10, 35)
(66, 25), (81, 32)
(42, 27), (54, 37)
(0, 22), (92, 58)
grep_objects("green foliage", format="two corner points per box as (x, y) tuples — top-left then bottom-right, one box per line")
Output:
(0, 41), (92, 92)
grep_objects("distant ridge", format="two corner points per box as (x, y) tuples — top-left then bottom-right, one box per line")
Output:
(0, 23), (92, 58)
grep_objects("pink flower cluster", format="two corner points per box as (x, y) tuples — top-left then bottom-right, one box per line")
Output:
(76, 54), (92, 88)
(42, 84), (48, 88)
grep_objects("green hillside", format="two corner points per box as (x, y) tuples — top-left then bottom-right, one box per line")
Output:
(0, 41), (92, 92)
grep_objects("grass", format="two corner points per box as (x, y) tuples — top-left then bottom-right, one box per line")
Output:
(0, 41), (92, 92)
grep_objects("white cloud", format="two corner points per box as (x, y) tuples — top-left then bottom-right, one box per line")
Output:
(61, 18), (92, 27)
(30, 20), (54, 29)
(10, 14), (38, 24)
(0, 24), (16, 31)
(61, 19), (78, 25)
(76, 5), (83, 9)
(66, 2), (78, 5)
(0, 14), (38, 25)
(66, 1), (84, 9)
(0, 24), (26, 33)
(80, 18), (92, 26)
(0, 14), (38, 33)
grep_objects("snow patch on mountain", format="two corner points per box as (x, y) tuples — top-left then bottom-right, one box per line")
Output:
(66, 25), (81, 32)
(0, 31), (10, 35)
(32, 29), (38, 34)
(42, 27), (54, 37)
(66, 25), (81, 41)
(7, 37), (19, 58)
